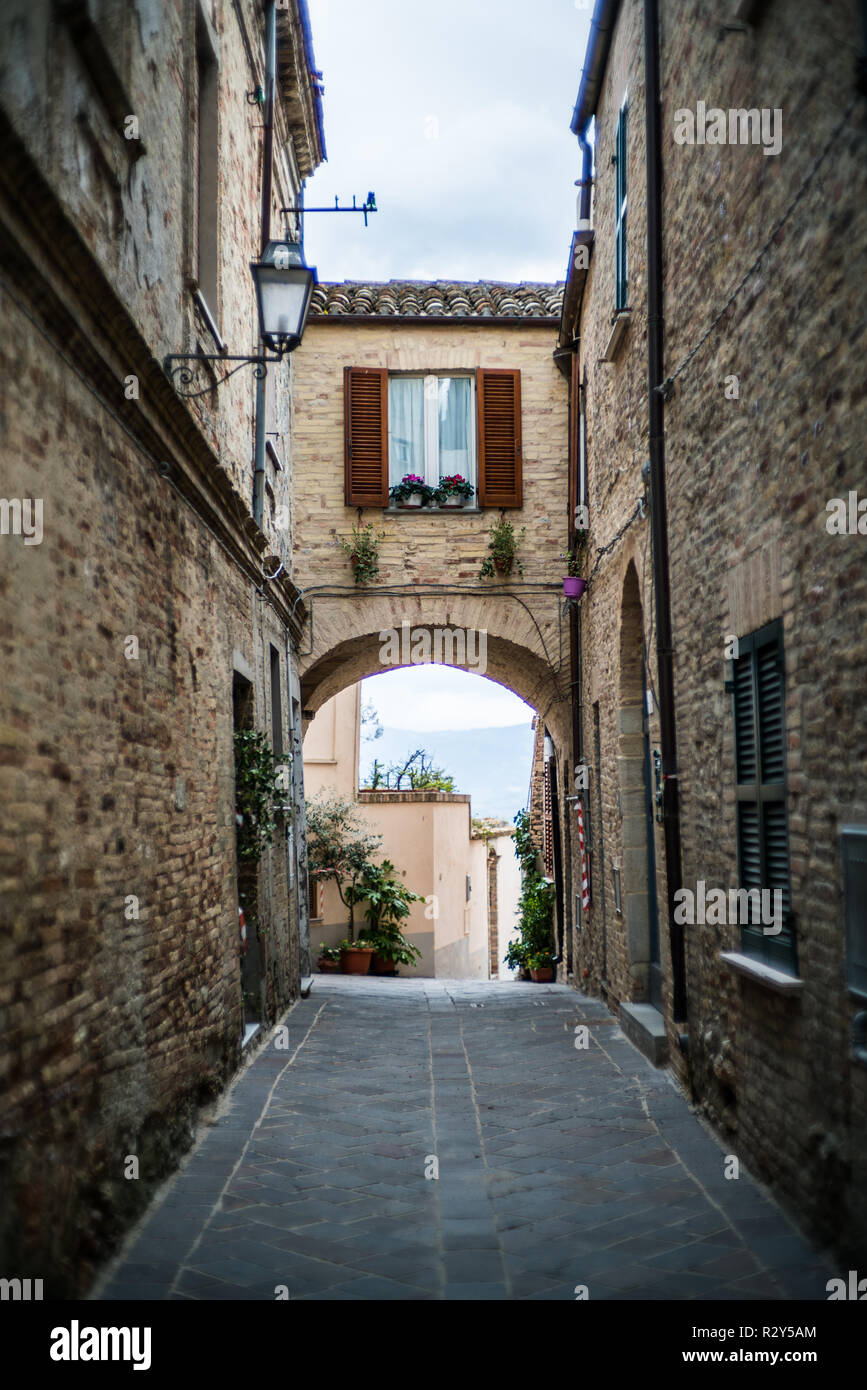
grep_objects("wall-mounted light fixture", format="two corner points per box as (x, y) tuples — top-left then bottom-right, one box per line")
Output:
(164, 238), (317, 398)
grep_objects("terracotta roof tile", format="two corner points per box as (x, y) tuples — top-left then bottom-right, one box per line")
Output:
(310, 280), (564, 320)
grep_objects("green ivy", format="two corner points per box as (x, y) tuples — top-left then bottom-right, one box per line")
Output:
(504, 808), (554, 967)
(233, 730), (283, 863)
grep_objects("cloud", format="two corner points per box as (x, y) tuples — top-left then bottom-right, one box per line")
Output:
(362, 665), (534, 731)
(303, 0), (589, 284)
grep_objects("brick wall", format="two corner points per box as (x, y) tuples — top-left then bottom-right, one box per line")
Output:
(0, 0), (320, 1292)
(563, 0), (867, 1261)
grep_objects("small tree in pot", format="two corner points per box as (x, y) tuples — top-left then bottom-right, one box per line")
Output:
(305, 792), (382, 946)
(347, 859), (424, 975)
(479, 516), (525, 578)
(337, 522), (383, 585)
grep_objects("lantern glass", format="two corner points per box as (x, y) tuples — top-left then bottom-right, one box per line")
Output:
(251, 241), (317, 353)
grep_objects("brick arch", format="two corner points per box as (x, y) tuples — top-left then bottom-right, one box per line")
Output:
(296, 592), (571, 750)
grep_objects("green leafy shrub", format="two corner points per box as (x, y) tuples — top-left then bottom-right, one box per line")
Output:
(233, 730), (283, 863)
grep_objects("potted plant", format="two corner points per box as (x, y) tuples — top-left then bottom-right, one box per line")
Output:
(479, 516), (525, 579)
(560, 537), (588, 598)
(389, 474), (435, 509)
(337, 522), (383, 585)
(339, 938), (376, 974)
(504, 937), (530, 979)
(528, 948), (555, 983)
(435, 474), (475, 509)
(347, 859), (423, 975)
(317, 944), (342, 974)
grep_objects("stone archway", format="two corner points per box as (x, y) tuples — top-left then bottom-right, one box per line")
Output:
(296, 591), (571, 754)
(296, 588), (573, 978)
(617, 561), (658, 1002)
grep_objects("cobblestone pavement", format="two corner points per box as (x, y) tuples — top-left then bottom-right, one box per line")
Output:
(96, 977), (833, 1301)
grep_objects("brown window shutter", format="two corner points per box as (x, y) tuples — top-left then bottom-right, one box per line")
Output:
(568, 354), (579, 539)
(344, 367), (388, 507)
(477, 369), (522, 508)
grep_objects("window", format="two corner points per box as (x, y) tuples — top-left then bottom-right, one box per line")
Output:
(388, 375), (475, 491)
(196, 4), (220, 322)
(614, 99), (628, 310)
(344, 367), (522, 508)
(730, 619), (796, 971)
(842, 827), (867, 999)
(269, 645), (283, 756)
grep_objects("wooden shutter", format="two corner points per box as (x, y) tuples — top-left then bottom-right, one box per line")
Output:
(344, 367), (388, 507)
(477, 369), (522, 508)
(731, 620), (794, 967)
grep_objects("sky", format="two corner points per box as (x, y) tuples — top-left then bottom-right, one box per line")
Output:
(361, 665), (533, 732)
(304, 0), (589, 730)
(302, 0), (591, 284)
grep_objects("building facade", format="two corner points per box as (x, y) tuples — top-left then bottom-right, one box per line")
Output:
(0, 0), (324, 1293)
(560, 0), (867, 1261)
(303, 682), (519, 978)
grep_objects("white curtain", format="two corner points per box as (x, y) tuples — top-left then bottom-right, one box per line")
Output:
(389, 378), (425, 485)
(438, 377), (473, 481)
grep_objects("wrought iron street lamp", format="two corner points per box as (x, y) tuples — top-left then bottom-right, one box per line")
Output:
(164, 237), (317, 397)
(251, 238), (316, 354)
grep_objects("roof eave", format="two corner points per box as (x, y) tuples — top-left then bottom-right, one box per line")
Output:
(276, 0), (326, 181)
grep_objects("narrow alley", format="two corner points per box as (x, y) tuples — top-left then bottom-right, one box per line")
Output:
(96, 979), (830, 1303)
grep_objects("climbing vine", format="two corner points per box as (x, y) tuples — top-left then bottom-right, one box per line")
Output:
(233, 730), (283, 863)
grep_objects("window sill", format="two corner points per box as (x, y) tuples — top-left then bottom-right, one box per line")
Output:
(719, 950), (804, 995)
(191, 289), (226, 355)
(601, 308), (631, 362)
(385, 505), (483, 515)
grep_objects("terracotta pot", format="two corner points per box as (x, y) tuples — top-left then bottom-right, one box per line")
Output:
(530, 967), (554, 983)
(493, 556), (513, 576)
(563, 576), (586, 598)
(372, 953), (397, 975)
(317, 958), (340, 973)
(341, 946), (374, 975)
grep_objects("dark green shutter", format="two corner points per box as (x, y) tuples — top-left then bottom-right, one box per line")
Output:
(731, 620), (796, 970)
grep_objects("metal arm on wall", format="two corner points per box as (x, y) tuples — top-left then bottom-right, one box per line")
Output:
(162, 352), (272, 401)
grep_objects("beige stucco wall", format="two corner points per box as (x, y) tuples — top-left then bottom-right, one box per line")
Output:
(491, 830), (522, 976)
(302, 685), (497, 977)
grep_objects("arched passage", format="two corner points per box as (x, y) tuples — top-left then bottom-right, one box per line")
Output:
(297, 589), (574, 980)
(617, 562), (660, 1005)
(296, 591), (571, 754)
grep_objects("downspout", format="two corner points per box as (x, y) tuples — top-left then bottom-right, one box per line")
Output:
(644, 0), (686, 1022)
(253, 0), (277, 528)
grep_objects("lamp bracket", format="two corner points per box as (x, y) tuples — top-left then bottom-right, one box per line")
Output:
(163, 352), (276, 400)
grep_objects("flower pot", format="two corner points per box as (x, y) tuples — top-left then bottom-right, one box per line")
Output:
(493, 556), (513, 576)
(530, 966), (554, 983)
(439, 495), (465, 508)
(372, 953), (397, 976)
(397, 493), (425, 509)
(341, 946), (374, 975)
(563, 576), (586, 598)
(317, 957), (340, 973)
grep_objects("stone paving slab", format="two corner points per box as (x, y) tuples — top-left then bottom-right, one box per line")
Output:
(93, 977), (835, 1301)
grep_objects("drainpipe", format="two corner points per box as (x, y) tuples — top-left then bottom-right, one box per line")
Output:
(644, 0), (686, 1022)
(253, 0), (277, 528)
